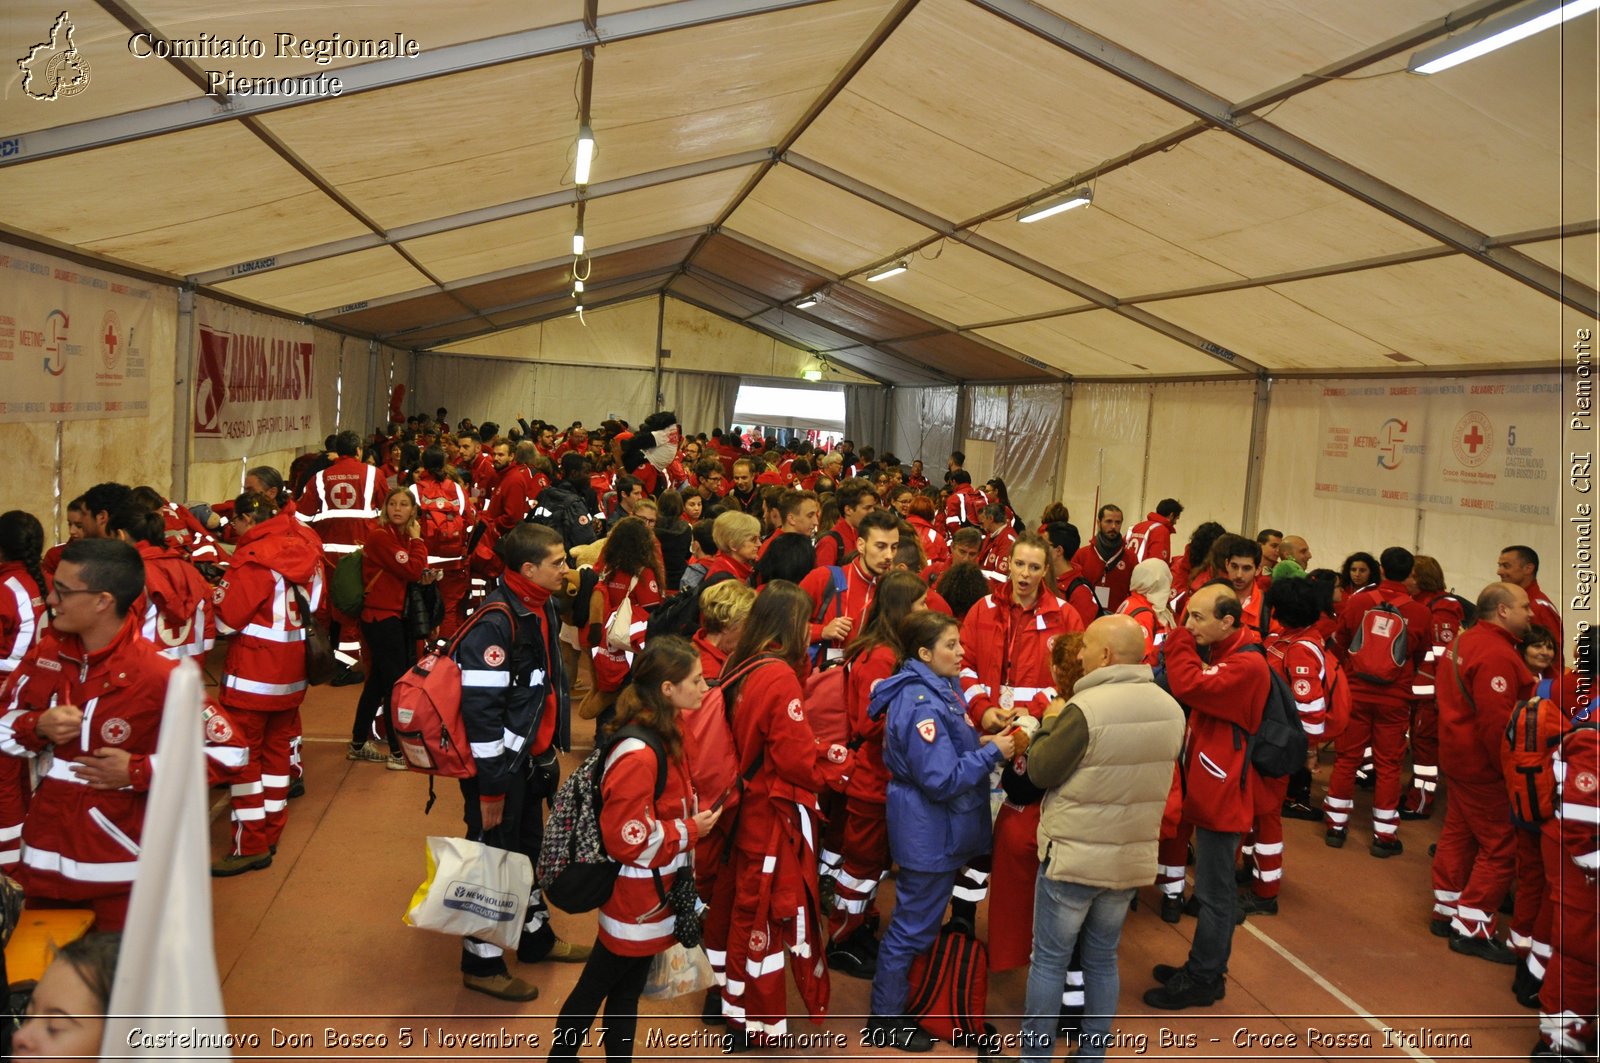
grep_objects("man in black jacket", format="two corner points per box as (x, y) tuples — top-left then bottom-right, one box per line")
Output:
(454, 523), (588, 1000)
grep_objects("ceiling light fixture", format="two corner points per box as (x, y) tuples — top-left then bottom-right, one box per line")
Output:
(1409, 0), (1599, 73)
(866, 262), (908, 282)
(795, 295), (820, 310)
(1017, 187), (1093, 223)
(802, 368), (823, 382)
(575, 124), (596, 185)
(572, 278), (584, 296)
(572, 226), (585, 256)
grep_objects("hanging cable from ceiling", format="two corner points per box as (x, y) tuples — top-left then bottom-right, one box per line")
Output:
(570, 1), (599, 323)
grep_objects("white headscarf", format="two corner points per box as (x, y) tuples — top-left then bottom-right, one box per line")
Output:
(644, 424), (681, 470)
(1129, 558), (1175, 628)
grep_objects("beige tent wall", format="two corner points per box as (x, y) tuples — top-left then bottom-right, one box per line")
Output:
(887, 386), (960, 480)
(1258, 377), (1562, 597)
(1058, 382), (1155, 534)
(962, 383), (1070, 530)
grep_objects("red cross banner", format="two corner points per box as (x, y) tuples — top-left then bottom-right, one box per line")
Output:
(0, 243), (160, 421)
(192, 296), (319, 461)
(1313, 378), (1560, 522)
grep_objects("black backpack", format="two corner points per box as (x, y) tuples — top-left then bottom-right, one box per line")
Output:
(537, 724), (666, 914)
(645, 570), (735, 640)
(1064, 577), (1109, 619)
(528, 484), (597, 554)
(1236, 644), (1308, 778)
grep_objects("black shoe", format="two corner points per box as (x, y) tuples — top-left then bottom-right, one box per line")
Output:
(330, 666), (365, 687)
(1058, 1003), (1081, 1044)
(725, 1029), (755, 1054)
(1152, 963), (1182, 984)
(1143, 968), (1225, 1010)
(1234, 865), (1254, 886)
(1160, 895), (1184, 924)
(863, 1016), (936, 1052)
(1182, 894), (1200, 917)
(1238, 891), (1279, 916)
(1500, 890), (1517, 916)
(1450, 934), (1518, 965)
(1325, 828), (1347, 849)
(702, 988), (726, 1026)
(1429, 918), (1455, 939)
(1356, 769), (1375, 789)
(1370, 838), (1404, 858)
(827, 940), (876, 979)
(1281, 799), (1322, 821)
(287, 776), (306, 800)
(1398, 805), (1431, 821)
(1513, 960), (1544, 1009)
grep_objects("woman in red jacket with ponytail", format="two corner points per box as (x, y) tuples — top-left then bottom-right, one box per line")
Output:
(350, 488), (436, 768)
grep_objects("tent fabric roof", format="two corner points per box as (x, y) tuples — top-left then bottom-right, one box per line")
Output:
(3, 0), (1594, 382)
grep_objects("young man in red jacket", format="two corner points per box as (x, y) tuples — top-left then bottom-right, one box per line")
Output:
(1497, 545), (1564, 669)
(1145, 583), (1268, 1010)
(1325, 547), (1433, 856)
(942, 469), (984, 534)
(814, 478), (879, 569)
(1072, 505), (1132, 612)
(976, 504), (1018, 593)
(1431, 581), (1533, 962)
(1126, 498), (1182, 565)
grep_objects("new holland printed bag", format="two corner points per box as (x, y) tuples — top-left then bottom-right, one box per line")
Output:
(403, 836), (532, 950)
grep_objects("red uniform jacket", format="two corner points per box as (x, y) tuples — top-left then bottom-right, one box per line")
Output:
(0, 563), (44, 679)
(598, 737), (699, 956)
(359, 523), (427, 622)
(1055, 565), (1103, 629)
(133, 543), (215, 660)
(813, 518), (859, 569)
(41, 544), (66, 593)
(925, 587), (954, 616)
(728, 657), (853, 856)
(959, 582), (1082, 727)
(908, 515), (949, 569)
(1267, 625), (1333, 739)
(694, 632), (728, 685)
(1164, 625), (1269, 833)
(1125, 513), (1176, 565)
(479, 464), (539, 552)
(845, 644), (897, 803)
(1072, 538), (1133, 612)
(1333, 579), (1432, 706)
(701, 553), (753, 586)
(471, 452), (497, 505)
(296, 457), (385, 556)
(1436, 622), (1534, 785)
(409, 474), (475, 568)
(978, 526), (1018, 592)
(0, 612), (245, 900)
(214, 511), (324, 713)
(943, 485), (984, 532)
(799, 559), (877, 656)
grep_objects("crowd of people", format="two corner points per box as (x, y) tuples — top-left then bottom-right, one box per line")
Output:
(0, 407), (1593, 1062)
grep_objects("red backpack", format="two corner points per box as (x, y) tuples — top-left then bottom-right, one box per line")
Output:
(1502, 694), (1573, 828)
(1346, 595), (1410, 685)
(414, 482), (467, 554)
(679, 656), (775, 811)
(804, 660), (850, 748)
(906, 925), (989, 1041)
(1293, 639), (1353, 740)
(392, 602), (513, 788)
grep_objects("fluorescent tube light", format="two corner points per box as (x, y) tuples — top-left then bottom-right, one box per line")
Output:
(572, 227), (585, 256)
(1409, 0), (1599, 74)
(866, 262), (907, 282)
(802, 368), (823, 382)
(575, 124), (595, 184)
(1018, 188), (1093, 223)
(795, 295), (819, 309)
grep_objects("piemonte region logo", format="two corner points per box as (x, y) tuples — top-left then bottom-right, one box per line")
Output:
(1451, 410), (1493, 469)
(1377, 417), (1408, 470)
(18, 11), (92, 101)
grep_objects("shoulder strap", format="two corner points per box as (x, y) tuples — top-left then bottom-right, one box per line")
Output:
(1447, 639), (1478, 712)
(815, 566), (848, 623)
(608, 724), (668, 800)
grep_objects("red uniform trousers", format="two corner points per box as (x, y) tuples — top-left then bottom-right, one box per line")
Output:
(828, 796), (888, 943)
(1510, 824), (1549, 954)
(226, 707), (298, 856)
(1405, 698), (1440, 814)
(1430, 773), (1515, 938)
(437, 566), (469, 641)
(988, 800), (1041, 971)
(1242, 771), (1288, 899)
(701, 821), (737, 986)
(1537, 823), (1597, 1056)
(0, 755), (26, 872)
(1325, 696), (1409, 840)
(1156, 767), (1191, 899)
(722, 845), (794, 1042)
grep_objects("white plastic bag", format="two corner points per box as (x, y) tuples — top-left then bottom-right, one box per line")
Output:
(403, 836), (531, 950)
(605, 575), (639, 652)
(642, 942), (716, 1000)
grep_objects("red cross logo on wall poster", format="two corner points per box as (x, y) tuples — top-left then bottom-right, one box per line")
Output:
(1451, 410), (1493, 469)
(330, 481), (359, 509)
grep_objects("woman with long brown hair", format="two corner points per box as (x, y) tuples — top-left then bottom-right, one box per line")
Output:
(705, 582), (854, 1049)
(585, 517), (665, 711)
(548, 636), (720, 1063)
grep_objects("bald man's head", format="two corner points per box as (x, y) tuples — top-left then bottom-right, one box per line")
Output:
(1477, 581), (1533, 638)
(1080, 614), (1148, 676)
(1281, 535), (1311, 568)
(1185, 583), (1242, 646)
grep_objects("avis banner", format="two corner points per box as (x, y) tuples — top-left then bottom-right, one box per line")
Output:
(0, 244), (158, 421)
(192, 297), (318, 462)
(1313, 378), (1561, 523)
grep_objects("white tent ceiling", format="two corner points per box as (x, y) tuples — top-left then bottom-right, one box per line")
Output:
(2, 0), (1595, 384)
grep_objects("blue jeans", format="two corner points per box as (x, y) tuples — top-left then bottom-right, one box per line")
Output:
(1020, 875), (1134, 1063)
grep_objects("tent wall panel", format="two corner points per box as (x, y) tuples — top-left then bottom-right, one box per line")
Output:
(844, 385), (892, 454)
(961, 383), (1069, 532)
(4, 423), (62, 541)
(412, 353), (538, 432)
(1144, 379), (1257, 535)
(663, 372), (741, 437)
(532, 363), (656, 428)
(888, 387), (959, 485)
(1059, 383), (1152, 537)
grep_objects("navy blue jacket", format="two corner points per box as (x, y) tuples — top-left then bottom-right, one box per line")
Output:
(875, 659), (1004, 872)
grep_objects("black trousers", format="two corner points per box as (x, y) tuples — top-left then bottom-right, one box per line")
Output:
(547, 940), (653, 1063)
(459, 766), (555, 974)
(352, 616), (411, 752)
